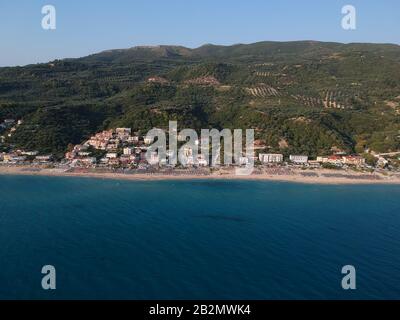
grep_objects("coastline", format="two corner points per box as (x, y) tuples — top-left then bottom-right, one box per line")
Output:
(1, 165), (400, 185)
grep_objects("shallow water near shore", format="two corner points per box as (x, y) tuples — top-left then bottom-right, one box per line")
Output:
(1, 174), (400, 299)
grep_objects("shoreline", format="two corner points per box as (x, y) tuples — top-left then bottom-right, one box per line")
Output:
(1, 165), (400, 185)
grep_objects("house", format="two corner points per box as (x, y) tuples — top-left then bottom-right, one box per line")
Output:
(316, 156), (329, 163)
(65, 151), (76, 160)
(177, 133), (187, 141)
(119, 155), (132, 165)
(116, 128), (131, 135)
(197, 154), (208, 166)
(128, 136), (139, 143)
(35, 155), (53, 163)
(80, 157), (96, 165)
(317, 156), (343, 165)
(327, 155), (343, 166)
(78, 151), (91, 157)
(144, 137), (153, 145)
(317, 155), (365, 167)
(87, 139), (101, 149)
(3, 119), (15, 125)
(289, 155), (308, 164)
(14, 156), (27, 163)
(308, 160), (321, 168)
(377, 157), (389, 168)
(73, 144), (88, 152)
(317, 154), (365, 166)
(342, 155), (366, 166)
(123, 147), (134, 156)
(20, 151), (39, 156)
(2, 154), (15, 163)
(106, 152), (118, 159)
(116, 128), (131, 141)
(2, 154), (26, 163)
(129, 154), (138, 161)
(108, 158), (120, 166)
(238, 156), (250, 165)
(106, 143), (119, 151)
(182, 147), (193, 157)
(138, 162), (149, 170)
(259, 153), (284, 163)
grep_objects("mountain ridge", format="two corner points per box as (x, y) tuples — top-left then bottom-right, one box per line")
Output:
(63, 40), (400, 65)
(0, 40), (399, 159)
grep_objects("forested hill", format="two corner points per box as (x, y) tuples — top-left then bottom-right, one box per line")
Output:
(1, 40), (400, 157)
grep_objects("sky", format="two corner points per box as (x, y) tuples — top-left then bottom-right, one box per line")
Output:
(0, 0), (399, 66)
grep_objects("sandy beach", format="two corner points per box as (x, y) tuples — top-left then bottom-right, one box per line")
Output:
(1, 164), (400, 185)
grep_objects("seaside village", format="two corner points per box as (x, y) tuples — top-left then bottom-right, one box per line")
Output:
(1, 121), (399, 174)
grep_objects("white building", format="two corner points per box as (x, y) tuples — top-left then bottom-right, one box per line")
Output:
(116, 128), (131, 136)
(316, 156), (329, 163)
(128, 136), (139, 143)
(238, 156), (250, 165)
(3, 155), (26, 163)
(106, 144), (119, 151)
(197, 154), (208, 166)
(182, 147), (193, 157)
(106, 152), (118, 159)
(20, 151), (39, 156)
(289, 155), (308, 164)
(80, 157), (96, 165)
(35, 155), (53, 163)
(3, 119), (15, 125)
(259, 153), (283, 163)
(73, 144), (88, 152)
(78, 151), (91, 157)
(377, 157), (389, 168)
(342, 156), (365, 166)
(123, 147), (134, 155)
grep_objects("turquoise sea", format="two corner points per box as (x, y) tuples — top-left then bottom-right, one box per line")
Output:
(0, 175), (400, 299)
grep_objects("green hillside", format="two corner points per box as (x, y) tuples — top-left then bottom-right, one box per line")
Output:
(1, 40), (400, 157)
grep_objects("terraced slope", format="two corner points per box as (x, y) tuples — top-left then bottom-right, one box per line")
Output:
(1, 40), (400, 157)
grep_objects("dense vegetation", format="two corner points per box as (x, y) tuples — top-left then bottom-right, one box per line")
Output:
(1, 41), (399, 157)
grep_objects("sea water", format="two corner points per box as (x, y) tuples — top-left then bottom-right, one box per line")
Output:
(0, 175), (399, 299)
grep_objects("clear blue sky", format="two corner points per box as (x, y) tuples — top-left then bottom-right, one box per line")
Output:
(0, 0), (399, 66)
